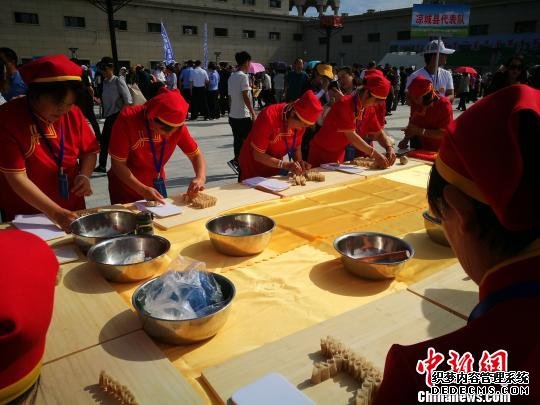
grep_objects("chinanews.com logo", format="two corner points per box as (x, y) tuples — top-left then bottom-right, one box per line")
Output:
(416, 348), (529, 403)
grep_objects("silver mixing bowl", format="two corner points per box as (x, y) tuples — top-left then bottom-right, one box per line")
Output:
(87, 235), (171, 282)
(70, 210), (138, 253)
(132, 272), (235, 344)
(423, 211), (450, 247)
(334, 232), (414, 280)
(206, 213), (275, 256)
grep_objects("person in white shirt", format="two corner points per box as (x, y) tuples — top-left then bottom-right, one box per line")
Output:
(190, 60), (209, 120)
(273, 71), (285, 102)
(406, 40), (455, 102)
(153, 63), (166, 83)
(227, 51), (256, 174)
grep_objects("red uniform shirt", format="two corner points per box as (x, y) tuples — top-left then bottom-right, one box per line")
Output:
(308, 95), (361, 166)
(108, 105), (199, 204)
(0, 97), (99, 221)
(374, 252), (540, 405)
(239, 103), (305, 181)
(409, 96), (453, 151)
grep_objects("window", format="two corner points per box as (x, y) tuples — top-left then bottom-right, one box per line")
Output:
(514, 20), (536, 33)
(242, 29), (255, 39)
(469, 24), (488, 36)
(64, 16), (85, 28)
(269, 0), (281, 7)
(114, 20), (127, 30)
(243, 0), (255, 5)
(269, 32), (280, 40)
(14, 12), (39, 24)
(342, 35), (352, 43)
(293, 33), (303, 41)
(214, 27), (228, 37)
(147, 23), (161, 33)
(318, 37), (327, 45)
(367, 33), (380, 42)
(397, 30), (410, 40)
(183, 25), (198, 35)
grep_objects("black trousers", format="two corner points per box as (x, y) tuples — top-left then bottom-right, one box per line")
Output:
(229, 117), (252, 161)
(191, 86), (208, 120)
(207, 90), (220, 119)
(458, 92), (469, 110)
(99, 112), (119, 168)
(219, 92), (229, 116)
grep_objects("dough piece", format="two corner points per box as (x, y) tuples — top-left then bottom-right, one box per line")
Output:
(399, 156), (408, 165)
(182, 192), (217, 209)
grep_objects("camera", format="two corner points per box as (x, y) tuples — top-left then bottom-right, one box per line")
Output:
(328, 80), (340, 91)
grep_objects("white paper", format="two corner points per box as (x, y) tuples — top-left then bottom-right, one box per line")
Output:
(53, 244), (80, 264)
(242, 177), (290, 192)
(134, 200), (183, 218)
(320, 163), (364, 175)
(232, 373), (315, 405)
(12, 214), (66, 241)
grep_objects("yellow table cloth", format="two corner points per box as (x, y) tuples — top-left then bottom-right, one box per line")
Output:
(112, 166), (458, 403)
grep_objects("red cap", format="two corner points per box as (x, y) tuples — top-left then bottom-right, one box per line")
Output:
(435, 84), (540, 231)
(146, 88), (189, 127)
(292, 90), (323, 125)
(364, 69), (390, 99)
(19, 54), (82, 84)
(408, 76), (435, 100)
(0, 230), (58, 403)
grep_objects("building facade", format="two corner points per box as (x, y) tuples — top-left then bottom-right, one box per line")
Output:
(1, 0), (538, 70)
(0, 0), (305, 68)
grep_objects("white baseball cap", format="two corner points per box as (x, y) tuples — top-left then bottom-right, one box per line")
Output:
(424, 40), (455, 55)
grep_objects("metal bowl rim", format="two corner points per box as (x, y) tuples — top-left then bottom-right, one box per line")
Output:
(131, 272), (236, 322)
(333, 231), (415, 264)
(87, 234), (171, 267)
(70, 210), (138, 237)
(205, 213), (275, 237)
(422, 210), (442, 225)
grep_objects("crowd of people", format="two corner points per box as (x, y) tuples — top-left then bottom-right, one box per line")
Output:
(0, 40), (539, 403)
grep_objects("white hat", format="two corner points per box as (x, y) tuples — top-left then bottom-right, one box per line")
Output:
(424, 40), (455, 55)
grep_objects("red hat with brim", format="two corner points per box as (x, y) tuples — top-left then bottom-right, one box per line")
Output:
(292, 90), (323, 126)
(19, 55), (82, 84)
(408, 76), (435, 100)
(0, 230), (58, 403)
(364, 69), (391, 99)
(146, 88), (189, 127)
(435, 84), (540, 231)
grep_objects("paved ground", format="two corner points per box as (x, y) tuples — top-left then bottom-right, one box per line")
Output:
(87, 101), (463, 208)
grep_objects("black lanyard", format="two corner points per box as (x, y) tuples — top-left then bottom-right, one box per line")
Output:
(468, 281), (540, 323)
(29, 110), (65, 172)
(282, 130), (297, 161)
(145, 119), (166, 179)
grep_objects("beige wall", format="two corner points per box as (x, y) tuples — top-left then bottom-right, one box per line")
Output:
(0, 0), (304, 67)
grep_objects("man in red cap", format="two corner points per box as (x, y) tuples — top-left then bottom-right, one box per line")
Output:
(0, 230), (58, 403)
(238, 90), (322, 181)
(374, 84), (540, 404)
(307, 69), (393, 168)
(0, 55), (99, 230)
(108, 88), (206, 204)
(398, 76), (454, 162)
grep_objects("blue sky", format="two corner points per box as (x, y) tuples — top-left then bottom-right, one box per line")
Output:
(290, 0), (418, 16)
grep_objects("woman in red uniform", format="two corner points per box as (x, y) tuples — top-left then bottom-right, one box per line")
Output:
(108, 88), (206, 204)
(398, 76), (453, 161)
(0, 55), (99, 230)
(354, 103), (396, 163)
(238, 90), (323, 181)
(308, 69), (392, 168)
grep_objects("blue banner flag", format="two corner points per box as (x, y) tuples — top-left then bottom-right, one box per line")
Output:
(203, 23), (209, 69)
(161, 21), (175, 64)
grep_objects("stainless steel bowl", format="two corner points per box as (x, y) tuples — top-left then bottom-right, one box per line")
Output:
(423, 211), (450, 247)
(334, 232), (414, 280)
(87, 235), (171, 282)
(132, 272), (235, 344)
(70, 210), (138, 253)
(206, 213), (275, 256)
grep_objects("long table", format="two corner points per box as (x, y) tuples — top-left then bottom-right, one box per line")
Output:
(10, 161), (478, 404)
